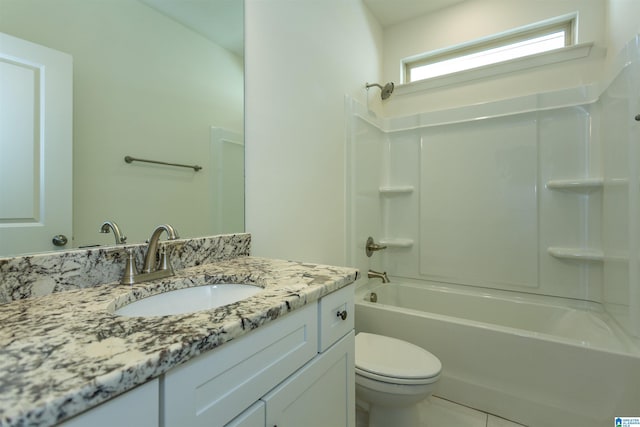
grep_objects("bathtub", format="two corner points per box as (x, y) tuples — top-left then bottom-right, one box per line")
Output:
(354, 278), (640, 427)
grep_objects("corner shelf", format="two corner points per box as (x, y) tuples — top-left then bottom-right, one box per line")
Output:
(379, 186), (414, 195)
(379, 238), (414, 248)
(546, 178), (603, 192)
(547, 247), (604, 262)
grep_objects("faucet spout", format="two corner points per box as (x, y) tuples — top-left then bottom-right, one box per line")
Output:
(142, 224), (179, 273)
(99, 220), (127, 244)
(368, 269), (390, 283)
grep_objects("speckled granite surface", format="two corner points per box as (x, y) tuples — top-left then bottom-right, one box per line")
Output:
(0, 256), (358, 427)
(0, 234), (251, 304)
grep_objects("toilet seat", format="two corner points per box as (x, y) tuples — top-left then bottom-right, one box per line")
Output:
(355, 333), (442, 385)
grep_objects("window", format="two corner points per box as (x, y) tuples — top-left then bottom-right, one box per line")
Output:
(404, 18), (575, 84)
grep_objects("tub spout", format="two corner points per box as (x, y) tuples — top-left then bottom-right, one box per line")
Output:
(368, 269), (390, 283)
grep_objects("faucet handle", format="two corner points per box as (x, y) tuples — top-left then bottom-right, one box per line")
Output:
(121, 248), (138, 285)
(157, 245), (174, 273)
(365, 236), (387, 257)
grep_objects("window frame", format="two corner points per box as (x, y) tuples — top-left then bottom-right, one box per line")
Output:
(403, 17), (576, 84)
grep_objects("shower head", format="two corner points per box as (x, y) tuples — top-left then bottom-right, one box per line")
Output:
(366, 82), (395, 100)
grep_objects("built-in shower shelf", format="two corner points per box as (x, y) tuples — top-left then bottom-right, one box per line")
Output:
(546, 178), (603, 192)
(379, 186), (414, 195)
(547, 247), (604, 262)
(379, 238), (414, 248)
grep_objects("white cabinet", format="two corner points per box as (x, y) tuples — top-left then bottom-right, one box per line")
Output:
(262, 331), (355, 427)
(162, 283), (355, 427)
(59, 379), (158, 427)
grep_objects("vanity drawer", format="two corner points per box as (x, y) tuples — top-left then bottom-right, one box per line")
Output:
(318, 284), (354, 352)
(162, 303), (318, 427)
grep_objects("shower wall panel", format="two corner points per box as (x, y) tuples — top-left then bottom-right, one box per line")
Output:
(537, 107), (603, 301)
(419, 116), (539, 289)
(346, 102), (386, 276)
(602, 36), (640, 337)
(379, 105), (600, 300)
(381, 129), (421, 275)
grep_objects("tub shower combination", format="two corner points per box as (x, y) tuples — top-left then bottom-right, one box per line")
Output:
(355, 279), (639, 426)
(348, 39), (640, 427)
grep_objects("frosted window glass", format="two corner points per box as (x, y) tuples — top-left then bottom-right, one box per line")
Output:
(410, 32), (566, 81)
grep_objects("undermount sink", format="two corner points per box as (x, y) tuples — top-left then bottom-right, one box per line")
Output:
(114, 284), (264, 317)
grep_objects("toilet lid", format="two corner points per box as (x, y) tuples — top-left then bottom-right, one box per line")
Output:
(355, 333), (442, 381)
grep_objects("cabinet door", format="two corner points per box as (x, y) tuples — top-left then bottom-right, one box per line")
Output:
(225, 401), (265, 427)
(163, 303), (318, 427)
(262, 331), (355, 427)
(59, 379), (158, 427)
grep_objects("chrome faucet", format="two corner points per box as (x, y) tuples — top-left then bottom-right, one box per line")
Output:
(368, 269), (390, 283)
(121, 224), (179, 285)
(99, 220), (127, 244)
(141, 224), (179, 274)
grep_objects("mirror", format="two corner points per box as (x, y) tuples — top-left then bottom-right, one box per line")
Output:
(0, 0), (244, 256)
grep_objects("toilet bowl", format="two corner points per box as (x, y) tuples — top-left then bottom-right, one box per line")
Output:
(355, 332), (442, 427)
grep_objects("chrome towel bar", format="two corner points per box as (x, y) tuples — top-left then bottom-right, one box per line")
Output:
(124, 155), (202, 171)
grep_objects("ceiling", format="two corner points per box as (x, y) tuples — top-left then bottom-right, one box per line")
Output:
(140, 0), (243, 56)
(363, 0), (467, 27)
(138, 0), (468, 56)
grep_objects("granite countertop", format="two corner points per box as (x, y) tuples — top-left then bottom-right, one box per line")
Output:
(0, 256), (359, 427)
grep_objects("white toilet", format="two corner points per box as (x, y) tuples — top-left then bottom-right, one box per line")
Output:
(355, 332), (442, 427)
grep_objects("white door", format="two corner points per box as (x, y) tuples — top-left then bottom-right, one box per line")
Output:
(0, 32), (72, 256)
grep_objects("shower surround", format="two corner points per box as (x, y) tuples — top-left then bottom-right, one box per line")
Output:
(347, 35), (640, 426)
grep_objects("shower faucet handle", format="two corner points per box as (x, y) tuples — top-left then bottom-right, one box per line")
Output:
(366, 236), (387, 257)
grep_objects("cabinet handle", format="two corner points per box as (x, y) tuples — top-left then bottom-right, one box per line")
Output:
(336, 310), (348, 320)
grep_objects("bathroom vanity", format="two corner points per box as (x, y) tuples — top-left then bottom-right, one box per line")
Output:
(61, 284), (355, 427)
(0, 236), (358, 427)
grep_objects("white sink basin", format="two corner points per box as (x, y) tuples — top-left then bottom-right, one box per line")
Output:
(114, 284), (263, 317)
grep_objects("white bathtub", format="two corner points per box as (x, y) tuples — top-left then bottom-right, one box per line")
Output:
(355, 278), (640, 427)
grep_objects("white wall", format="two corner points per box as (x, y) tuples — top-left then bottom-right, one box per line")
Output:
(0, 0), (243, 247)
(381, 0), (607, 116)
(245, 0), (382, 265)
(605, 0), (640, 79)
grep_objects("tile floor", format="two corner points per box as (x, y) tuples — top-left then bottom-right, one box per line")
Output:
(356, 396), (527, 427)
